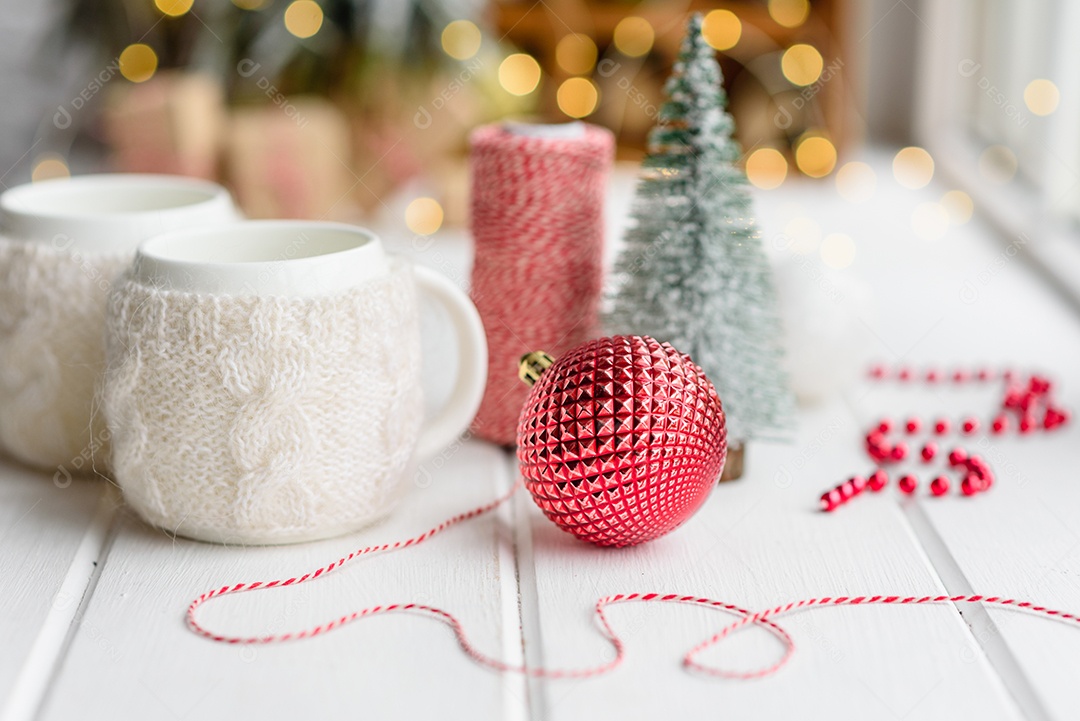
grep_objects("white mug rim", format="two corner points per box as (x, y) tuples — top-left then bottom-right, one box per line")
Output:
(133, 220), (388, 298)
(0, 174), (238, 253)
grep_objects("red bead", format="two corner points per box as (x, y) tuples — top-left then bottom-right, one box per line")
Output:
(947, 448), (967, 466)
(1004, 389), (1024, 409)
(898, 367), (912, 381)
(976, 368), (991, 381)
(961, 417), (979, 435)
(1019, 414), (1035, 434)
(1002, 369), (1014, 382)
(820, 491), (840, 512)
(877, 419), (893, 434)
(905, 417), (921, 434)
(965, 458), (987, 480)
(898, 475), (918, 494)
(920, 442), (938, 462)
(930, 476), (950, 496)
(934, 418), (950, 435)
(952, 369), (969, 383)
(926, 368), (940, 383)
(891, 442), (908, 461)
(1044, 407), (1070, 430)
(839, 480), (856, 500)
(869, 364), (887, 379)
(868, 470), (889, 491)
(850, 475), (868, 493)
(991, 415), (1008, 434)
(1029, 375), (1052, 395)
(961, 476), (979, 496)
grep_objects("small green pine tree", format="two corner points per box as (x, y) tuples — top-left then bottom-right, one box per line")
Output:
(606, 13), (792, 443)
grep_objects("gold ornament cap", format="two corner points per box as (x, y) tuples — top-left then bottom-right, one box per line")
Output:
(518, 351), (555, 387)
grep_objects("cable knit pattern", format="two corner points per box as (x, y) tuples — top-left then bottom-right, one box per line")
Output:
(0, 235), (130, 471)
(102, 260), (423, 544)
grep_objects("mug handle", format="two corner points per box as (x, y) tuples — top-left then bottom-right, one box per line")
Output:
(411, 266), (488, 459)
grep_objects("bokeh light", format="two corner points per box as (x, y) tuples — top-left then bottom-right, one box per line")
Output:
(702, 10), (741, 51)
(31, 155), (70, 183)
(118, 44), (158, 83)
(556, 34), (598, 75)
(941, 190), (974, 225)
(155, 0), (194, 16)
(498, 53), (542, 96)
(781, 44), (823, 86)
(557, 77), (599, 118)
(745, 147), (788, 189)
(783, 216), (822, 254)
(441, 20), (482, 60)
(821, 233), (856, 269)
(405, 197), (444, 235)
(613, 17), (655, 58)
(769, 0), (810, 28)
(893, 146), (934, 189)
(912, 202), (949, 240)
(978, 144), (1017, 184)
(835, 161), (876, 202)
(1024, 79), (1060, 116)
(284, 0), (323, 39)
(795, 135), (837, 177)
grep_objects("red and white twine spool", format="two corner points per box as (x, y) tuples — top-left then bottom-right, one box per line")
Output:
(468, 123), (615, 445)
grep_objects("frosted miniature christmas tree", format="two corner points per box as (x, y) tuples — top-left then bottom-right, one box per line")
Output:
(606, 13), (792, 470)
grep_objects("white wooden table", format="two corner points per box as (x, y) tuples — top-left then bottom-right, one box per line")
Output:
(3, 152), (1079, 721)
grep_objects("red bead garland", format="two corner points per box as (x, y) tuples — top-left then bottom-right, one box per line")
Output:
(819, 364), (1070, 512)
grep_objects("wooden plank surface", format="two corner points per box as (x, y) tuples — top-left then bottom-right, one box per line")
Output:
(38, 442), (521, 721)
(0, 463), (111, 721)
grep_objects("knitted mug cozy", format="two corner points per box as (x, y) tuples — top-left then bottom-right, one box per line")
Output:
(102, 259), (424, 544)
(0, 236), (130, 471)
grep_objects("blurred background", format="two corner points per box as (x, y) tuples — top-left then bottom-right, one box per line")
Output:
(0, 0), (1075, 282)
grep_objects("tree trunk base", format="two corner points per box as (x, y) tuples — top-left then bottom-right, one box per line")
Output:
(719, 441), (745, 482)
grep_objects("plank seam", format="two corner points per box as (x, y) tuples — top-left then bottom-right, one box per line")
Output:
(900, 498), (1054, 721)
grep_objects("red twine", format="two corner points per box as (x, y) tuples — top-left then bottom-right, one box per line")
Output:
(467, 124), (615, 446)
(188, 483), (1080, 679)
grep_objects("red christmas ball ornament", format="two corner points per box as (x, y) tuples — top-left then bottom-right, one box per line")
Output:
(516, 336), (728, 548)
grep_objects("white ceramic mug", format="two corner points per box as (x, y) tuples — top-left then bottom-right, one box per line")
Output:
(104, 221), (487, 544)
(0, 174), (239, 472)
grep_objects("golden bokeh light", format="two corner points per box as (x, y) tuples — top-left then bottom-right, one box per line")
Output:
(821, 233), (856, 269)
(783, 216), (822, 254)
(978, 144), (1017, 184)
(284, 0), (323, 38)
(1024, 79), (1060, 116)
(31, 155), (70, 183)
(119, 44), (158, 83)
(781, 44), (823, 86)
(441, 20), (482, 61)
(498, 53), (542, 96)
(232, 0), (267, 9)
(795, 135), (837, 177)
(745, 147), (788, 189)
(556, 34), (598, 75)
(155, 0), (194, 16)
(912, 202), (949, 240)
(557, 77), (599, 118)
(702, 10), (741, 51)
(835, 161), (876, 203)
(769, 0), (810, 28)
(941, 190), (974, 225)
(405, 197), (444, 236)
(892, 146), (934, 189)
(613, 17), (655, 58)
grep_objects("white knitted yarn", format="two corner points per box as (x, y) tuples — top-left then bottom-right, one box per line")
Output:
(102, 260), (424, 545)
(0, 235), (130, 471)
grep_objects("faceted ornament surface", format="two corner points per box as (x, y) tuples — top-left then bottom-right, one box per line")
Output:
(516, 335), (728, 547)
